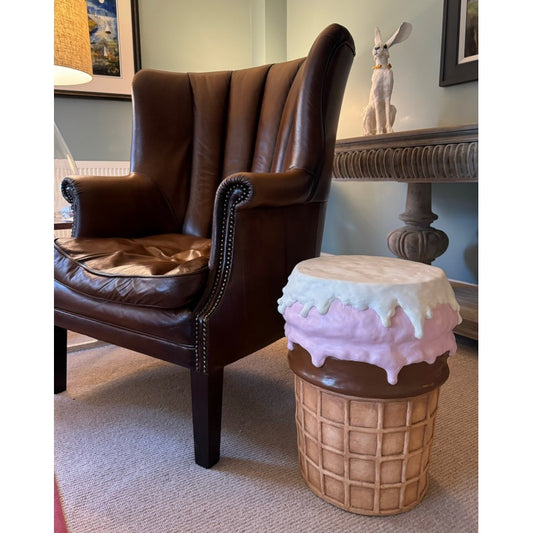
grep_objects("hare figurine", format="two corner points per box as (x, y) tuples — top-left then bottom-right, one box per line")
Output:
(363, 22), (412, 135)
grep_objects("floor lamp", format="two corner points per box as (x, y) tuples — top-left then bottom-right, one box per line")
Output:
(54, 0), (93, 222)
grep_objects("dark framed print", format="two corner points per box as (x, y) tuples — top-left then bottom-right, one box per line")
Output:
(439, 0), (478, 86)
(55, 0), (141, 99)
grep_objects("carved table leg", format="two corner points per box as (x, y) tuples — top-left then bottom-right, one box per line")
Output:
(387, 183), (448, 265)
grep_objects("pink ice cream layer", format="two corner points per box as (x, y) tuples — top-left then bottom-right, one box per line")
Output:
(283, 299), (461, 385)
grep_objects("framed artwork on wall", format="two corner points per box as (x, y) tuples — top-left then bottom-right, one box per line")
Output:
(439, 0), (478, 86)
(55, 0), (141, 99)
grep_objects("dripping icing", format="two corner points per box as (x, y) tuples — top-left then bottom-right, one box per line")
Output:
(277, 255), (461, 340)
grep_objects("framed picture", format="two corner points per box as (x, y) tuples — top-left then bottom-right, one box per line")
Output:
(439, 0), (478, 86)
(55, 0), (141, 99)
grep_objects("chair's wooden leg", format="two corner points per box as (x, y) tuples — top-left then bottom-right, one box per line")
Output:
(190, 367), (224, 468)
(55, 326), (67, 394)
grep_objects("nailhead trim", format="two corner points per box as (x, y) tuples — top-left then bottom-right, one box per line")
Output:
(61, 179), (79, 235)
(194, 180), (252, 372)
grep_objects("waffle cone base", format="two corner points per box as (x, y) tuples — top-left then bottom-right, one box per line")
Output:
(294, 375), (440, 516)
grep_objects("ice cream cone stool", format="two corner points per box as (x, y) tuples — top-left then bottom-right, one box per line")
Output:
(277, 255), (462, 516)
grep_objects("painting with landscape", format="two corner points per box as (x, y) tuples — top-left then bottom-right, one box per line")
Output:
(87, 0), (121, 77)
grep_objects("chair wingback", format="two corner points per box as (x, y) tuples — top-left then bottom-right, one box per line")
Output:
(130, 24), (355, 238)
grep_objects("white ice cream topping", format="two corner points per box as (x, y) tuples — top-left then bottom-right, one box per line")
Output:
(277, 255), (461, 339)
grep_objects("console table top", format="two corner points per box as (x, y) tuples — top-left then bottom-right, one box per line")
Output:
(334, 124), (478, 183)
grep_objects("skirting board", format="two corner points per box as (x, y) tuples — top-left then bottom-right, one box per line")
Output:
(449, 280), (478, 341)
(67, 332), (108, 353)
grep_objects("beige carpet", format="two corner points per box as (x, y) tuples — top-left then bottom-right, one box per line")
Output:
(54, 337), (477, 532)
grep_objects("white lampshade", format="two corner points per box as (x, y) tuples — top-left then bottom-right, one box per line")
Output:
(54, 0), (93, 86)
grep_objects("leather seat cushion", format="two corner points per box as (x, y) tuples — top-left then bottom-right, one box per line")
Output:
(54, 234), (211, 309)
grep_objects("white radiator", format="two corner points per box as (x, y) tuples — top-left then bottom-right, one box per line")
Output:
(54, 160), (130, 237)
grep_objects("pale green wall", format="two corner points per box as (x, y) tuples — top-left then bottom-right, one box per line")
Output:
(54, 0), (478, 283)
(286, 0), (477, 137)
(140, 0), (254, 72)
(286, 0), (478, 283)
(54, 98), (132, 162)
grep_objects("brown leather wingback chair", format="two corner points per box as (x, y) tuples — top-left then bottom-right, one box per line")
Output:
(54, 24), (355, 468)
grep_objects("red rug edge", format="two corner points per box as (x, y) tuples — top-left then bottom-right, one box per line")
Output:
(54, 476), (69, 533)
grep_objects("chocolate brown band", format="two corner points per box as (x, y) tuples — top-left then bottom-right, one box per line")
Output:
(288, 344), (449, 399)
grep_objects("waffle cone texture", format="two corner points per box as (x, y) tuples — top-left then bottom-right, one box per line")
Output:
(294, 375), (440, 515)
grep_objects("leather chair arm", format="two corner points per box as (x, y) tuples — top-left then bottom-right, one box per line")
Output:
(206, 167), (316, 269)
(221, 167), (315, 209)
(61, 172), (178, 238)
(194, 168), (323, 371)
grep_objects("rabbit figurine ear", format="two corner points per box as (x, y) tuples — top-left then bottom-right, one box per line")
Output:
(374, 27), (383, 47)
(385, 22), (412, 48)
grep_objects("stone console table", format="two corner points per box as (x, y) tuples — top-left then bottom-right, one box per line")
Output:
(333, 124), (478, 339)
